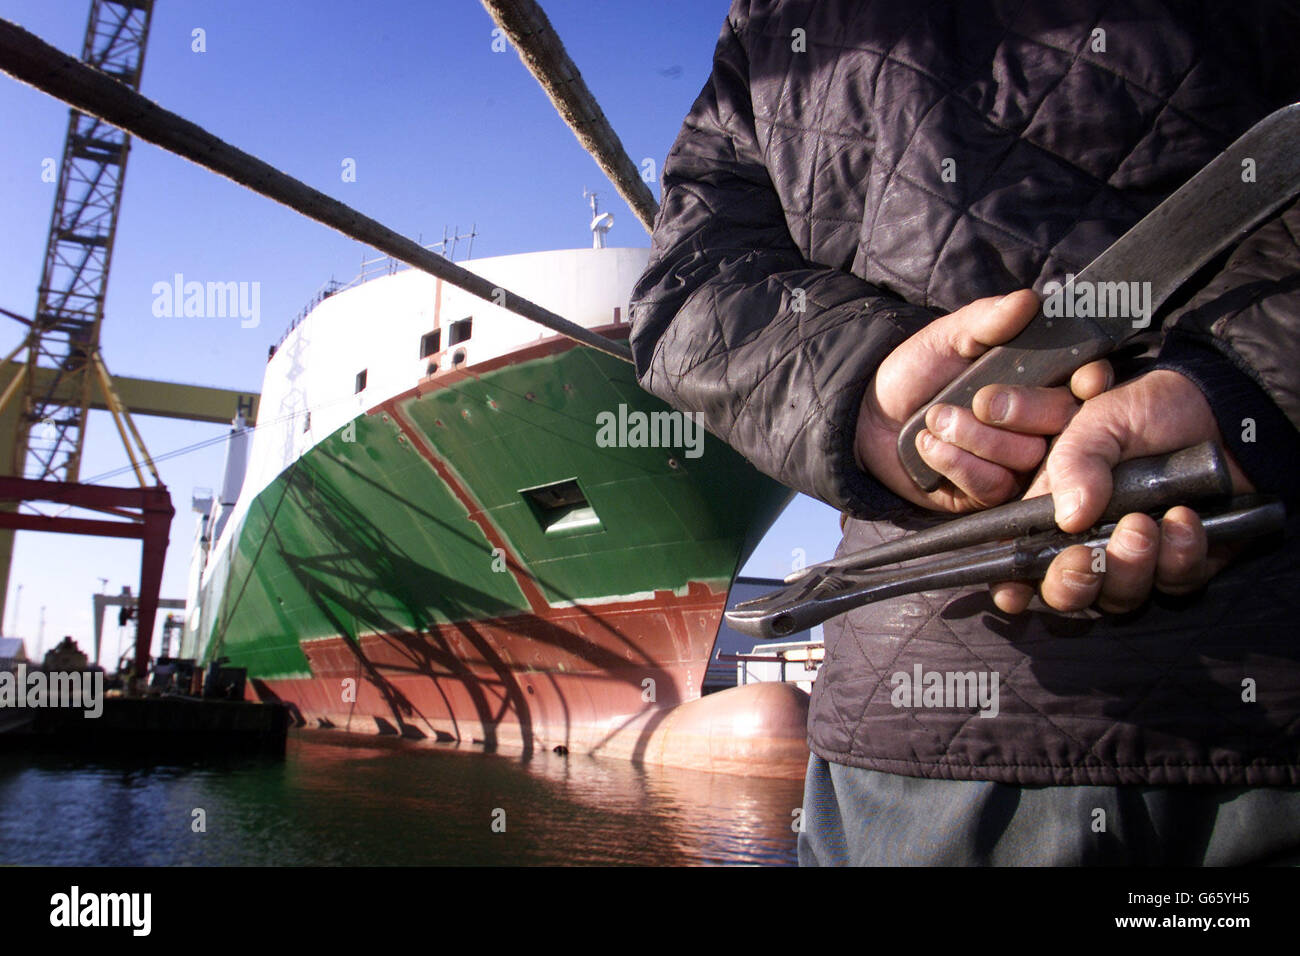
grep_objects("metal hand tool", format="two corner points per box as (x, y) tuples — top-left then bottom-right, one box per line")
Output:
(726, 446), (1285, 639)
(897, 102), (1300, 491)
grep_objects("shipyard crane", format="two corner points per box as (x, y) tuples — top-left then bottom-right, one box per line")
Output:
(0, 0), (656, 678)
(11, 0), (154, 484)
(0, 1), (257, 679)
(0, 0), (167, 683)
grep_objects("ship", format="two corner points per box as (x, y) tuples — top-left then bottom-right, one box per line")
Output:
(181, 239), (812, 778)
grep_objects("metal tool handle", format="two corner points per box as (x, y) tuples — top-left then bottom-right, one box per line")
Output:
(727, 497), (1285, 639)
(790, 441), (1232, 582)
(896, 324), (1114, 492)
(1014, 496), (1285, 581)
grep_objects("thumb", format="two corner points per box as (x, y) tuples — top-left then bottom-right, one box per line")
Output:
(934, 288), (1041, 360)
(1044, 400), (1127, 533)
(879, 290), (1040, 415)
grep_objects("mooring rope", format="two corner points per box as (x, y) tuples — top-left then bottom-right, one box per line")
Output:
(481, 0), (660, 234)
(0, 17), (634, 365)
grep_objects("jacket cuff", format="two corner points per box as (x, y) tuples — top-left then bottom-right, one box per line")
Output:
(1152, 333), (1300, 500)
(832, 382), (925, 520)
(815, 301), (936, 519)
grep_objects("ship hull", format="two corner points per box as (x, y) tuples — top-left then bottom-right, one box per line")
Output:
(188, 331), (801, 774)
(257, 582), (730, 751)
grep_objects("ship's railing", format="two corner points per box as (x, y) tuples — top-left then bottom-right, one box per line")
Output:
(272, 236), (475, 353)
(274, 277), (346, 350)
(718, 643), (824, 687)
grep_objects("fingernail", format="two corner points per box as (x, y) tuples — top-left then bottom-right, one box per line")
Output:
(988, 392), (1010, 423)
(1056, 490), (1082, 524)
(919, 431), (936, 451)
(1165, 521), (1195, 546)
(1061, 569), (1096, 591)
(1117, 527), (1154, 554)
(933, 406), (953, 436)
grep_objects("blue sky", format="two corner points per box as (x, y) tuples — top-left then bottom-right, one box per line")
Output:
(0, 0), (842, 662)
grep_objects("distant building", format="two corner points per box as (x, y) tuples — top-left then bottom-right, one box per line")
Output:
(0, 637), (28, 672)
(42, 636), (89, 671)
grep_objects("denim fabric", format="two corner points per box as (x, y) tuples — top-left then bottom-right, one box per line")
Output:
(799, 754), (1300, 866)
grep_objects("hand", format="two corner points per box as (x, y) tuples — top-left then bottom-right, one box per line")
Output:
(990, 369), (1256, 614)
(855, 290), (1112, 512)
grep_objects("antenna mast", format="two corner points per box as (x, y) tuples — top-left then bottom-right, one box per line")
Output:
(584, 188), (614, 249)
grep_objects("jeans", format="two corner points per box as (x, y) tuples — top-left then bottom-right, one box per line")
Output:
(798, 753), (1300, 866)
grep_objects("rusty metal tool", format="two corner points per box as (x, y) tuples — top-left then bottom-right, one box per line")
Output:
(787, 442), (1229, 583)
(727, 445), (1285, 639)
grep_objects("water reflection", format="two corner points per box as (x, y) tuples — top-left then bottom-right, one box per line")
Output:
(0, 730), (802, 866)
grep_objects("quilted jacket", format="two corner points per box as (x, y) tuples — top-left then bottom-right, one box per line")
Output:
(630, 0), (1300, 785)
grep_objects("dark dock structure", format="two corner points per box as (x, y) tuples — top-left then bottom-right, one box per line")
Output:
(0, 695), (290, 758)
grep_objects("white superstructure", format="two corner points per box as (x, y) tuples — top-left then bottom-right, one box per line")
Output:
(195, 246), (650, 595)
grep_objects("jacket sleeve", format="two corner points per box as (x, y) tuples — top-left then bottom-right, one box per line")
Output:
(628, 3), (938, 518)
(1153, 196), (1300, 501)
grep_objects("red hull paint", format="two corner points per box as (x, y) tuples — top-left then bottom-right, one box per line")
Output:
(235, 325), (811, 777)
(246, 581), (809, 778)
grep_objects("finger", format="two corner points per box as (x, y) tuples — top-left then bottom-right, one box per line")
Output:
(972, 384), (1082, 435)
(915, 290), (1040, 372)
(991, 580), (1034, 614)
(1019, 459), (1054, 500)
(1070, 359), (1114, 401)
(1045, 370), (1230, 534)
(916, 430), (1020, 507)
(1154, 506), (1210, 596)
(1039, 544), (1103, 612)
(938, 288), (1041, 359)
(926, 403), (1047, 472)
(1043, 407), (1126, 533)
(1095, 513), (1160, 614)
(873, 290), (1041, 417)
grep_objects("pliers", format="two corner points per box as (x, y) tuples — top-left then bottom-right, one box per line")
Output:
(724, 442), (1285, 639)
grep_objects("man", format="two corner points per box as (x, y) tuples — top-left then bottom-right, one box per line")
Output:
(631, 0), (1300, 864)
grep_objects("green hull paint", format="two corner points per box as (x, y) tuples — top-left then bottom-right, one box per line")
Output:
(187, 346), (793, 681)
